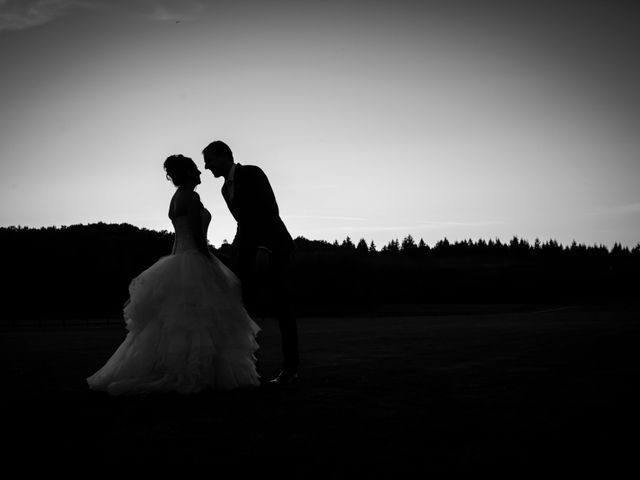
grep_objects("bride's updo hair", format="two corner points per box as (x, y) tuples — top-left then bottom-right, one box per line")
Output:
(164, 154), (196, 186)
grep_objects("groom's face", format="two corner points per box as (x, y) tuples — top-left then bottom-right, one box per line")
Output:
(203, 153), (229, 178)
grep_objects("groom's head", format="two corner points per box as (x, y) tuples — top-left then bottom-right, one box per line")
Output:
(203, 140), (234, 178)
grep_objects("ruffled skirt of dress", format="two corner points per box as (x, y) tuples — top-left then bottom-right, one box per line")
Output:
(87, 251), (260, 395)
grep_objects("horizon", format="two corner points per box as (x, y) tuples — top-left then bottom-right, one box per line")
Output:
(3, 220), (638, 252)
(2, 1), (640, 250)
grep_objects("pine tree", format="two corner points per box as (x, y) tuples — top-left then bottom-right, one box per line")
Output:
(435, 237), (450, 251)
(356, 238), (369, 254)
(341, 236), (356, 251)
(386, 238), (400, 253)
(401, 234), (417, 253)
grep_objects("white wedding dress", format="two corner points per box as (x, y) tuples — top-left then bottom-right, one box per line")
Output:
(87, 208), (260, 395)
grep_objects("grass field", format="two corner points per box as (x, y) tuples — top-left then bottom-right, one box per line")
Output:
(3, 304), (639, 476)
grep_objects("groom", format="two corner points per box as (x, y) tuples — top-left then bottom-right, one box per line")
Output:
(202, 140), (299, 385)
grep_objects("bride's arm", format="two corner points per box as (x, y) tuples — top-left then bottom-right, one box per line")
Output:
(168, 200), (177, 255)
(186, 193), (212, 259)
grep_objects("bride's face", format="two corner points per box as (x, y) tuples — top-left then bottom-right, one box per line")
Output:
(193, 166), (202, 186)
(185, 163), (202, 187)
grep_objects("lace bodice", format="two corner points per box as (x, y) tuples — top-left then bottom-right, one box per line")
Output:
(171, 208), (211, 253)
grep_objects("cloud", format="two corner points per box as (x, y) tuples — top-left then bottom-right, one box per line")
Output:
(144, 0), (205, 22)
(284, 184), (341, 191)
(287, 215), (368, 222)
(346, 221), (502, 233)
(296, 219), (503, 235)
(592, 203), (640, 216)
(415, 220), (504, 229)
(0, 0), (206, 32)
(0, 0), (85, 31)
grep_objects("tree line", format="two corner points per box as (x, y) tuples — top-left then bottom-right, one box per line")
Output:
(1, 224), (638, 323)
(292, 233), (639, 259)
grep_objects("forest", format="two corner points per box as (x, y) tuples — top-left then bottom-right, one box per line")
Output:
(1, 223), (638, 324)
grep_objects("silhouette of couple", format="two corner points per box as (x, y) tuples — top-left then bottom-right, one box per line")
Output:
(87, 140), (299, 394)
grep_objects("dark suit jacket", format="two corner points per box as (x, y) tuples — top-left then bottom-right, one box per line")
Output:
(223, 164), (294, 254)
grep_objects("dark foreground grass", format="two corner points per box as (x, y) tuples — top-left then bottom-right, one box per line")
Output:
(2, 304), (639, 476)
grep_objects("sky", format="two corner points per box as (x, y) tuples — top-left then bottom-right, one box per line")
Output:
(1, 0), (639, 249)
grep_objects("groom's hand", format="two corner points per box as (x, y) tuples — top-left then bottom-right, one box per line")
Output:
(256, 247), (270, 271)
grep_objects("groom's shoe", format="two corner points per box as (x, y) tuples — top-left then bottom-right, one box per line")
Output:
(269, 370), (299, 385)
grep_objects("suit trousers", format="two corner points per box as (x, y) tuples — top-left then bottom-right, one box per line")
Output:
(236, 247), (299, 373)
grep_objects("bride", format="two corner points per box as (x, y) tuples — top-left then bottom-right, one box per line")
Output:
(87, 154), (260, 395)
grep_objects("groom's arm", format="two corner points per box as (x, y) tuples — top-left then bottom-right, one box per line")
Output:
(232, 165), (283, 256)
(250, 167), (280, 253)
(239, 166), (280, 219)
